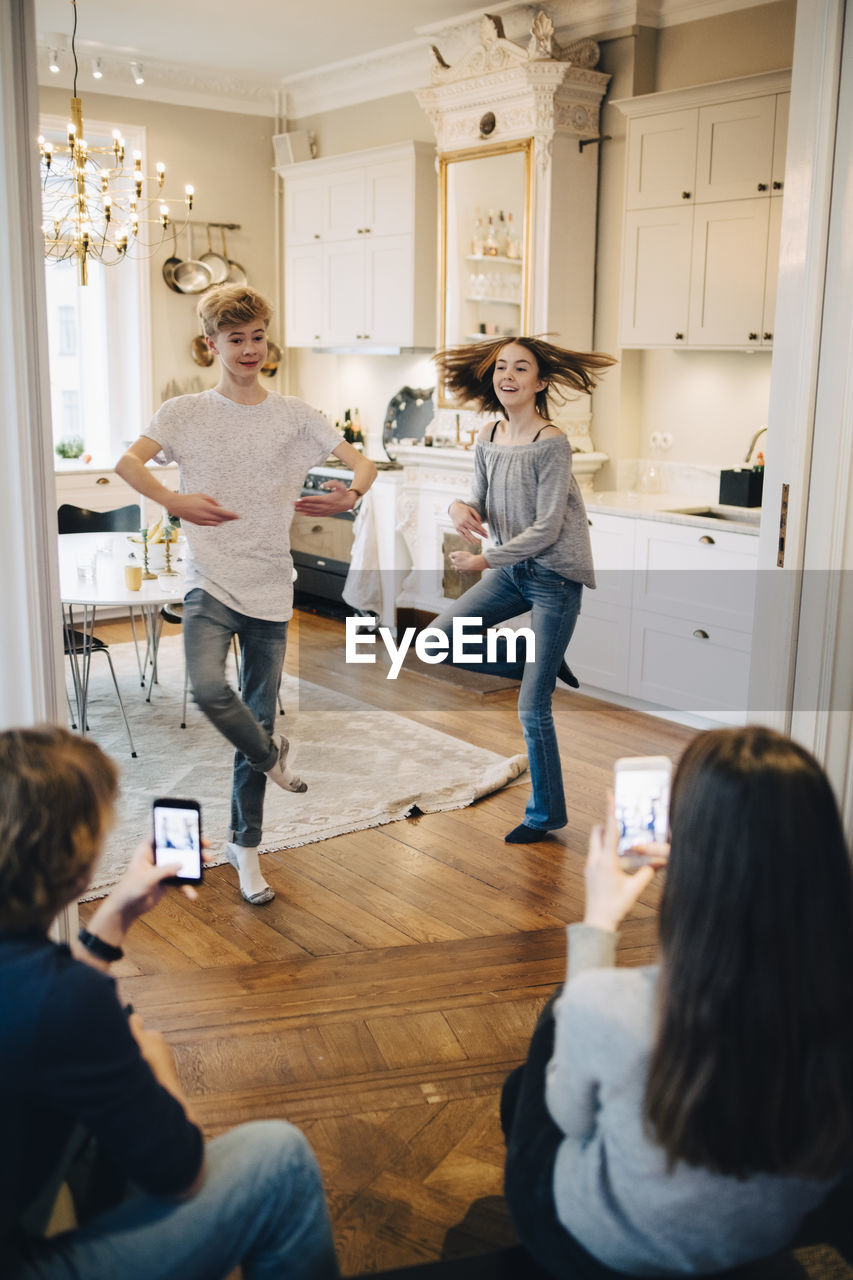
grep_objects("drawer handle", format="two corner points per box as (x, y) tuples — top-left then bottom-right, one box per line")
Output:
(674, 332), (684, 341)
(699, 534), (715, 545)
(763, 332), (773, 341)
(693, 628), (710, 640)
(95, 476), (110, 484)
(311, 525), (323, 534)
(748, 332), (759, 341)
(681, 191), (691, 200)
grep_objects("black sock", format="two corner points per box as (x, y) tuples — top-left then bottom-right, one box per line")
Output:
(556, 659), (579, 689)
(505, 823), (549, 844)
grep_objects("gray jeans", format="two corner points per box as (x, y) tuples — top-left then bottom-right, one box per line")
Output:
(182, 589), (287, 847)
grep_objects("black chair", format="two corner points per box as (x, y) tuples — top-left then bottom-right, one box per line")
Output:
(156, 604), (284, 728)
(57, 503), (141, 534)
(63, 628), (137, 757)
(58, 503), (142, 756)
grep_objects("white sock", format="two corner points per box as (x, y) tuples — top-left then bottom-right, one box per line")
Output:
(226, 842), (270, 899)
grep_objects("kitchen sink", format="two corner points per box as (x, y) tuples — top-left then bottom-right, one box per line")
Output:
(663, 505), (761, 526)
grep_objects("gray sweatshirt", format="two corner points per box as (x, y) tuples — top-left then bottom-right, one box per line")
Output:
(466, 435), (595, 589)
(545, 926), (838, 1275)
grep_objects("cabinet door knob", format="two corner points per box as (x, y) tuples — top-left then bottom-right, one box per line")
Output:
(757, 182), (768, 192)
(699, 534), (715, 545)
(357, 228), (363, 234)
(674, 332), (684, 341)
(692, 628), (710, 640)
(96, 476), (110, 484)
(681, 191), (691, 199)
(587, 519), (592, 526)
(314, 233), (320, 239)
(748, 332), (759, 341)
(314, 334), (321, 341)
(763, 332), (773, 341)
(772, 181), (783, 191)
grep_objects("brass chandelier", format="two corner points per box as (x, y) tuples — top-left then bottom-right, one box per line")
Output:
(38, 0), (195, 285)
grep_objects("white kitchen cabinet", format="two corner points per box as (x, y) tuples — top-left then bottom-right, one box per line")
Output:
(694, 95), (778, 202)
(572, 511), (758, 721)
(55, 466), (179, 524)
(629, 610), (752, 723)
(283, 243), (325, 346)
(687, 198), (771, 348)
(620, 206), (692, 347)
(279, 142), (436, 349)
(616, 72), (790, 350)
(632, 519), (758, 633)
(625, 110), (698, 211)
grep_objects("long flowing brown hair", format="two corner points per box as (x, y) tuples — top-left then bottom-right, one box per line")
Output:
(432, 336), (616, 421)
(645, 726), (853, 1178)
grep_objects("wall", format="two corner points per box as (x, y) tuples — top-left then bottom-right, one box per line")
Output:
(39, 86), (277, 428)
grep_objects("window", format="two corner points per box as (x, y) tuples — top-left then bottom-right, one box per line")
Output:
(58, 306), (76, 356)
(41, 114), (152, 463)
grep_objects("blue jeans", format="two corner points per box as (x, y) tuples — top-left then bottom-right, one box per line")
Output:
(7, 1121), (339, 1280)
(182, 589), (287, 848)
(432, 563), (582, 830)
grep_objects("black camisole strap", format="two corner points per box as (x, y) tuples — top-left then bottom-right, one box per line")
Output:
(532, 426), (544, 441)
(490, 422), (500, 441)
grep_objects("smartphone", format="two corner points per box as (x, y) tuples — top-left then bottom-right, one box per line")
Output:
(152, 798), (202, 884)
(613, 756), (672, 859)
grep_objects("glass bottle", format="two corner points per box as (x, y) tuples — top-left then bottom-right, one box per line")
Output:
(483, 210), (499, 256)
(497, 209), (507, 256)
(505, 211), (521, 261)
(471, 206), (484, 257)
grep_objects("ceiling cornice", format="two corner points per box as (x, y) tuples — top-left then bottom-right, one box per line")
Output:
(37, 0), (782, 120)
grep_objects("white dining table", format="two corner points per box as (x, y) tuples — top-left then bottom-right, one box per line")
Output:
(58, 530), (186, 731)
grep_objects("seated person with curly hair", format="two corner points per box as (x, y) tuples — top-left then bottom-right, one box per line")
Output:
(0, 725), (338, 1280)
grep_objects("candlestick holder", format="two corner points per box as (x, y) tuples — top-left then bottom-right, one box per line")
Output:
(140, 528), (156, 579)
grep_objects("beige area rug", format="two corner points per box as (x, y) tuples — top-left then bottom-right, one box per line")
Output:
(73, 639), (528, 900)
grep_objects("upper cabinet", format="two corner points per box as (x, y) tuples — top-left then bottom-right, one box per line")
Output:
(617, 71), (791, 350)
(278, 142), (436, 349)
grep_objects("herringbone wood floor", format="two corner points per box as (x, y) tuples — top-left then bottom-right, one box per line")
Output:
(80, 609), (694, 1277)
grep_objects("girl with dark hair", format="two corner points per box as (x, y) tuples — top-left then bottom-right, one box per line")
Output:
(501, 725), (853, 1277)
(431, 336), (616, 845)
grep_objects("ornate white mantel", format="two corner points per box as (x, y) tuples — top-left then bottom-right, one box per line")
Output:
(415, 11), (610, 463)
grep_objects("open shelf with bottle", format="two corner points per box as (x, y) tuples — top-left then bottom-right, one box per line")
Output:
(465, 253), (523, 266)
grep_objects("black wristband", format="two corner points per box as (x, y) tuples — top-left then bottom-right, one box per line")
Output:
(77, 927), (124, 963)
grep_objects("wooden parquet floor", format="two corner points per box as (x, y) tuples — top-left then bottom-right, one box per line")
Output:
(81, 610), (694, 1276)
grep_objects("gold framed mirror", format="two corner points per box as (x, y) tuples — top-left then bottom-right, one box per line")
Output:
(438, 138), (533, 400)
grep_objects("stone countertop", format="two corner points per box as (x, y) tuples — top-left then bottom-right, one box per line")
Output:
(55, 458), (178, 475)
(586, 490), (761, 535)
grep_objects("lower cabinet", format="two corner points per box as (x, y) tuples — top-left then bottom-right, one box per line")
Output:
(569, 511), (758, 722)
(55, 466), (180, 523)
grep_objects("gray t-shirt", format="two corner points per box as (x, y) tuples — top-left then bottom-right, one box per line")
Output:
(466, 435), (595, 588)
(147, 389), (340, 621)
(545, 925), (837, 1275)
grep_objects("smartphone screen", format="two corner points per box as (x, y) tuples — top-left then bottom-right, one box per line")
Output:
(152, 798), (202, 884)
(614, 756), (672, 857)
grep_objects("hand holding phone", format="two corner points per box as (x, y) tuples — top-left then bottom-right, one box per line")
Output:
(614, 755), (672, 865)
(152, 798), (203, 885)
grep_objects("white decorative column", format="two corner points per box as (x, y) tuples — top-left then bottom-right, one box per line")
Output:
(416, 11), (610, 452)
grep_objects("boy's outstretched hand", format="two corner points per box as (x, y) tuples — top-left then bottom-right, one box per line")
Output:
(583, 799), (669, 934)
(170, 493), (239, 525)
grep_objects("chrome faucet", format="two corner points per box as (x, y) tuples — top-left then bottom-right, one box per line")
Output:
(744, 425), (767, 465)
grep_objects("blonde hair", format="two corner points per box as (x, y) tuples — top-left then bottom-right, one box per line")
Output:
(0, 727), (118, 928)
(197, 284), (272, 338)
(433, 336), (616, 420)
